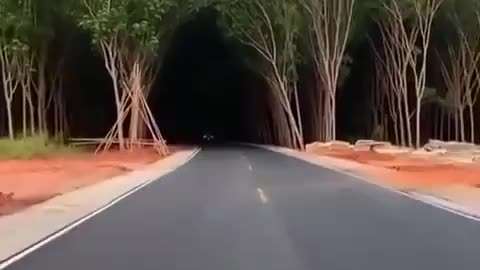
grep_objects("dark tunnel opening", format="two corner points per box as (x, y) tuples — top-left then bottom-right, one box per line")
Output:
(151, 9), (268, 145)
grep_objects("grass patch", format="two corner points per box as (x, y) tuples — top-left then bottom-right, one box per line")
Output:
(0, 135), (80, 159)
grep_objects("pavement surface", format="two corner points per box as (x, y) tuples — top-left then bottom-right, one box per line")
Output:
(3, 145), (480, 270)
(0, 148), (197, 263)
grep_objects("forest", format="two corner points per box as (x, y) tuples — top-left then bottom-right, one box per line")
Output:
(0, 0), (479, 154)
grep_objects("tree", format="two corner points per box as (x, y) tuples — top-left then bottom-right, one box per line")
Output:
(434, 0), (480, 143)
(216, 0), (305, 149)
(438, 44), (469, 142)
(375, 1), (413, 147)
(43, 0), (79, 140)
(410, 0), (443, 147)
(0, 0), (69, 140)
(300, 0), (355, 142)
(27, 0), (58, 136)
(371, 45), (392, 142)
(377, 0), (442, 148)
(0, 0), (34, 139)
(73, 0), (179, 154)
(456, 1), (480, 143)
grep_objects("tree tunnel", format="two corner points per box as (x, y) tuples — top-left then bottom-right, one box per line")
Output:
(52, 9), (273, 146)
(1, 7), (377, 148)
(151, 9), (271, 145)
(4, 2), (480, 150)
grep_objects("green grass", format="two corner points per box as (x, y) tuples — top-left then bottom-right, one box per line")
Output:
(0, 135), (79, 159)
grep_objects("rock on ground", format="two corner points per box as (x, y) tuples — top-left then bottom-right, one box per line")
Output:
(354, 140), (392, 151)
(306, 141), (352, 151)
(424, 139), (478, 153)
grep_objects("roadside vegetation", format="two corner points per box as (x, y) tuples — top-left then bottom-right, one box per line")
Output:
(0, 135), (76, 159)
(0, 0), (479, 154)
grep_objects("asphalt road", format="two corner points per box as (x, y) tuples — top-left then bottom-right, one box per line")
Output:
(4, 146), (480, 270)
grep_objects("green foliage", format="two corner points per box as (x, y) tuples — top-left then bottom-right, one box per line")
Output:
(433, 0), (480, 103)
(213, 0), (304, 81)
(217, 0), (302, 45)
(422, 86), (439, 103)
(432, 91), (459, 113)
(0, 0), (35, 57)
(0, 135), (78, 159)
(350, 0), (380, 46)
(74, 0), (180, 55)
(0, 0), (72, 54)
(375, 0), (418, 21)
(436, 0), (480, 41)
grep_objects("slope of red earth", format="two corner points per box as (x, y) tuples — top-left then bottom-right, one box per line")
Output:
(0, 146), (183, 216)
(309, 147), (480, 194)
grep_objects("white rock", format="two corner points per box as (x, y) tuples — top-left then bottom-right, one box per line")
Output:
(374, 146), (411, 154)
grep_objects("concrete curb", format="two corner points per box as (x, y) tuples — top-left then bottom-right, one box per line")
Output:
(0, 147), (201, 266)
(251, 143), (480, 223)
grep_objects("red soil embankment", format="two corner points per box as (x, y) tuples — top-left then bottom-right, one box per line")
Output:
(0, 147), (171, 216)
(307, 145), (480, 190)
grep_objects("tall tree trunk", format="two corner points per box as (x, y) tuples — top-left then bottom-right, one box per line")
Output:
(0, 50), (13, 139)
(59, 95), (68, 142)
(393, 119), (399, 145)
(310, 80), (321, 141)
(293, 85), (303, 145)
(468, 104), (475, 143)
(397, 96), (406, 146)
(331, 94), (336, 141)
(324, 91), (331, 141)
(415, 100), (422, 148)
(271, 68), (304, 149)
(113, 77), (125, 150)
(403, 93), (412, 147)
(128, 70), (141, 147)
(5, 95), (15, 140)
(433, 108), (436, 139)
(22, 86), (27, 138)
(6, 102), (14, 140)
(459, 107), (465, 142)
(384, 115), (389, 142)
(287, 108), (304, 149)
(447, 113), (452, 141)
(274, 97), (291, 147)
(1, 71), (14, 139)
(102, 42), (125, 151)
(454, 111), (459, 141)
(439, 108), (445, 140)
(36, 46), (48, 136)
(319, 89), (325, 141)
(54, 99), (59, 136)
(28, 92), (35, 135)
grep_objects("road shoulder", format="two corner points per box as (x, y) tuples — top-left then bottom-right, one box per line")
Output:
(256, 144), (480, 222)
(0, 148), (200, 264)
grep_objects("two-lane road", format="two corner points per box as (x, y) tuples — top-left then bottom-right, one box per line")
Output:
(4, 146), (480, 270)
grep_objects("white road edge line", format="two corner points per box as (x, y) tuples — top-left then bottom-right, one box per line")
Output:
(333, 168), (480, 223)
(0, 147), (201, 270)
(247, 143), (480, 223)
(240, 154), (253, 172)
(257, 188), (268, 204)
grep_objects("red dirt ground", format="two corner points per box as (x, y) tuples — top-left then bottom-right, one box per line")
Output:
(307, 145), (480, 190)
(0, 146), (180, 216)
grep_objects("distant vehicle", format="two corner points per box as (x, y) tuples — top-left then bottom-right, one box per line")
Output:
(202, 133), (214, 142)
